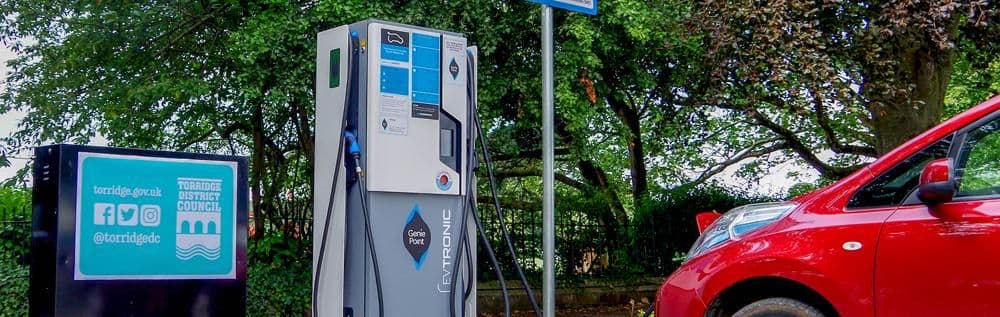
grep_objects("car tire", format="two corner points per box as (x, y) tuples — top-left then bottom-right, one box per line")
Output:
(732, 297), (824, 317)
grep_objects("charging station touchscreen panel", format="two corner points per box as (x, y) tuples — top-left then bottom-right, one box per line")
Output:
(366, 23), (467, 196)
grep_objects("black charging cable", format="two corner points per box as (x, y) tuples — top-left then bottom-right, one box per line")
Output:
(468, 48), (542, 316)
(312, 32), (385, 317)
(346, 131), (386, 317)
(449, 145), (474, 317)
(449, 50), (519, 317)
(312, 119), (347, 317)
(463, 228), (474, 308)
(473, 115), (544, 317)
(471, 196), (512, 317)
(449, 176), (473, 317)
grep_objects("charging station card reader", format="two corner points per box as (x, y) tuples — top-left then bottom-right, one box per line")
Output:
(29, 144), (249, 317)
(314, 20), (478, 317)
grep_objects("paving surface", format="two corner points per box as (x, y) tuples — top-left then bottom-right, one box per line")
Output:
(479, 304), (651, 317)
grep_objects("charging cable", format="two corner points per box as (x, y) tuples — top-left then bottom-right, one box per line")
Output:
(345, 130), (386, 317)
(313, 32), (385, 317)
(468, 51), (543, 317)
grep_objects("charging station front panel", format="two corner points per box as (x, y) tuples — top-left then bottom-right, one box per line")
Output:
(30, 144), (248, 317)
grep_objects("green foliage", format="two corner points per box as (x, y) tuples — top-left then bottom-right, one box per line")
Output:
(628, 184), (775, 274)
(785, 178), (835, 199)
(0, 187), (31, 316)
(247, 257), (311, 316)
(249, 231), (310, 267)
(0, 220), (29, 265)
(945, 41), (1000, 118)
(247, 234), (312, 317)
(0, 187), (31, 264)
(0, 258), (29, 317)
(0, 187), (30, 213)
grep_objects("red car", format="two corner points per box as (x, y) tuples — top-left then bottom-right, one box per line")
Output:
(656, 95), (1000, 317)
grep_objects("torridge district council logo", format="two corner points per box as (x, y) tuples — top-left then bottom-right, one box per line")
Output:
(175, 178), (225, 260)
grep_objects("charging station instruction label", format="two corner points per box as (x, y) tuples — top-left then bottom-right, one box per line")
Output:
(74, 152), (237, 280)
(378, 27), (442, 135)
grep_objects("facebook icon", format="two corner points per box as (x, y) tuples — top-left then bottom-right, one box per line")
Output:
(94, 203), (115, 225)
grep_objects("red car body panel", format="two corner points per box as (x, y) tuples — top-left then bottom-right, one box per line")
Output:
(656, 95), (1000, 317)
(875, 200), (1000, 317)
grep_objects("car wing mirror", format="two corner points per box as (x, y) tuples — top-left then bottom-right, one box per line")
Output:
(917, 158), (956, 205)
(695, 211), (722, 234)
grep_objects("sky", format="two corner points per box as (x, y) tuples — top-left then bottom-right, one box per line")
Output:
(0, 41), (28, 182)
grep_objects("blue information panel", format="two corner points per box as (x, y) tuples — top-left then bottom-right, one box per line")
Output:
(74, 152), (238, 280)
(526, 0), (597, 15)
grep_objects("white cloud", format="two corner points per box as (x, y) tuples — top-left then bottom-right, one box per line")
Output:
(0, 42), (30, 183)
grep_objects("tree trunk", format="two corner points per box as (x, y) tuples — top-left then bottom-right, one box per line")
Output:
(606, 93), (648, 207)
(250, 103), (266, 238)
(865, 35), (954, 155)
(577, 159), (628, 249)
(626, 133), (648, 204)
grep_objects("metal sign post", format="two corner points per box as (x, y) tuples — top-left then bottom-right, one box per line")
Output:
(524, 1), (597, 316)
(540, 5), (556, 317)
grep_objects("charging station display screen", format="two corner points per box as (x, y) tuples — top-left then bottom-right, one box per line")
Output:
(74, 152), (238, 280)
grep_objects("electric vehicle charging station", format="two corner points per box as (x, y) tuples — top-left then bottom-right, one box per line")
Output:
(313, 20), (479, 317)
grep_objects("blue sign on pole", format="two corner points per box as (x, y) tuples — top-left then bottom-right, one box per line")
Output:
(74, 152), (238, 280)
(526, 0), (598, 15)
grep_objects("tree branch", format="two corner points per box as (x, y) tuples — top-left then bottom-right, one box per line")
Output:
(176, 122), (243, 151)
(491, 167), (587, 190)
(745, 106), (858, 179)
(155, 3), (232, 58)
(692, 139), (788, 185)
(810, 93), (878, 157)
(176, 129), (215, 151)
(476, 195), (540, 211)
(490, 147), (572, 161)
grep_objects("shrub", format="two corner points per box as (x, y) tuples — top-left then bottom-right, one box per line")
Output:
(247, 233), (312, 317)
(0, 254), (29, 316)
(629, 184), (775, 275)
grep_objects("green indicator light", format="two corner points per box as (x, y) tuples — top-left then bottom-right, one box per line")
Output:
(329, 49), (341, 88)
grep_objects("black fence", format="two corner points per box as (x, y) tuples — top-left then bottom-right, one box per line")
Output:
(0, 206), (32, 266)
(0, 199), (687, 283)
(476, 206), (686, 283)
(245, 198), (687, 281)
(249, 198), (313, 239)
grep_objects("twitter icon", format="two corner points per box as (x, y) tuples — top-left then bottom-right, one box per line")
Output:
(117, 204), (139, 226)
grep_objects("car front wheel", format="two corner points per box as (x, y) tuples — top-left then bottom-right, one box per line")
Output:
(732, 297), (824, 317)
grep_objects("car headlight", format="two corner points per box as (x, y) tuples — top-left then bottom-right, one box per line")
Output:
(685, 202), (797, 261)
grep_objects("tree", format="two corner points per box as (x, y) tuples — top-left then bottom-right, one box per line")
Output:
(0, 0), (353, 236)
(687, 0), (999, 180)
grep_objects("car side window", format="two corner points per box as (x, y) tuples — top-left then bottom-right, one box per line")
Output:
(956, 117), (1000, 197)
(847, 135), (953, 209)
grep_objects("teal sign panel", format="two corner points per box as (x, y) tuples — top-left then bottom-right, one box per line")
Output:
(74, 152), (238, 280)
